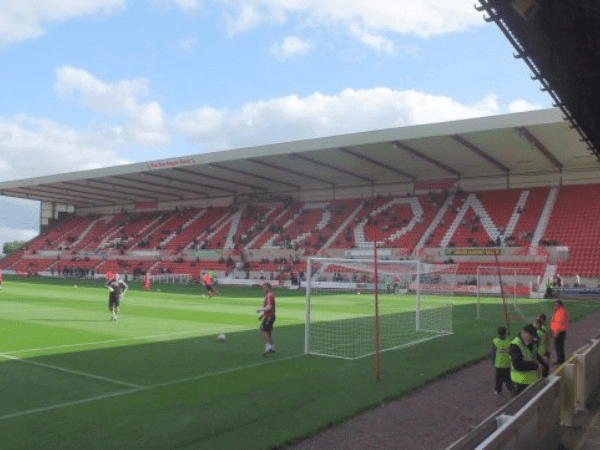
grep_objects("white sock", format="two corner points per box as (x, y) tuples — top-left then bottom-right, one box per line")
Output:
(265, 344), (271, 351)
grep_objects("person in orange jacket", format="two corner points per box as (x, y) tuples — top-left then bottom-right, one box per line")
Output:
(550, 300), (569, 365)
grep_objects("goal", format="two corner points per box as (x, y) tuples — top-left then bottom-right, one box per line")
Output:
(304, 257), (456, 359)
(475, 265), (548, 323)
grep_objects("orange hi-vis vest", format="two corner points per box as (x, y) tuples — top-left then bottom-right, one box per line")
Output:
(550, 306), (569, 336)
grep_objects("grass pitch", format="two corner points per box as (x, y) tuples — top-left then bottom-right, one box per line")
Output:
(1, 276), (598, 449)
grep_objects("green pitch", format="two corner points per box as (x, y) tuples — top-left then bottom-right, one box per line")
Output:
(1, 276), (598, 450)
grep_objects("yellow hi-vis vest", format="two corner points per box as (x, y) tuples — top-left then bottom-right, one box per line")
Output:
(511, 337), (540, 385)
(537, 328), (548, 356)
(492, 337), (511, 368)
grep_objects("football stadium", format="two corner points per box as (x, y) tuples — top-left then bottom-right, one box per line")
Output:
(2, 2), (600, 450)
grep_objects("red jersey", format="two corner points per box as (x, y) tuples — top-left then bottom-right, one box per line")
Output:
(143, 273), (151, 290)
(263, 291), (276, 318)
(550, 305), (569, 335)
(203, 274), (212, 286)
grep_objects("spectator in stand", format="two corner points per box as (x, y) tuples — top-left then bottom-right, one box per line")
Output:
(550, 300), (569, 365)
(544, 278), (553, 299)
(555, 273), (562, 287)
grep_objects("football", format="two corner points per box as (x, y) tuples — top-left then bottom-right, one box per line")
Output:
(216, 333), (226, 342)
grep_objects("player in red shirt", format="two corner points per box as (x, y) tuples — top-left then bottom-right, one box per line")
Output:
(0, 270), (3, 290)
(203, 272), (216, 297)
(257, 282), (276, 355)
(142, 272), (151, 291)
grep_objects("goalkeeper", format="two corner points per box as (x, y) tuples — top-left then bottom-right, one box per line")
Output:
(105, 273), (128, 321)
(257, 283), (276, 355)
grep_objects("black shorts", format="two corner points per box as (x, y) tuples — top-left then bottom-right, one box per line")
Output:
(109, 296), (120, 309)
(205, 284), (214, 291)
(260, 316), (276, 332)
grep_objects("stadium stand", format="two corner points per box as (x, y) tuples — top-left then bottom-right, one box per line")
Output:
(543, 184), (600, 279)
(2, 185), (600, 290)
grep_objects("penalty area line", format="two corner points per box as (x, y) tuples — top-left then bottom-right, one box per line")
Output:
(0, 353), (142, 389)
(147, 353), (303, 389)
(0, 353), (304, 421)
(0, 388), (143, 420)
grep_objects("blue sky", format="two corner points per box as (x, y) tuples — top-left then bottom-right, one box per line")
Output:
(0, 0), (552, 253)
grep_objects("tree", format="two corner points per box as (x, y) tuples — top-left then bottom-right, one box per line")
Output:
(3, 241), (25, 255)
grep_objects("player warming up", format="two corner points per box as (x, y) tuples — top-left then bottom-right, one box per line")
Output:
(142, 272), (151, 291)
(257, 282), (276, 355)
(203, 272), (217, 298)
(105, 273), (128, 321)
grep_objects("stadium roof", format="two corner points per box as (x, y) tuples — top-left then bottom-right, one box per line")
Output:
(477, 0), (600, 160)
(0, 108), (596, 208)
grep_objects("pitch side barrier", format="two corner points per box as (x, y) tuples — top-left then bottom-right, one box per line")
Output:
(555, 287), (600, 300)
(446, 337), (600, 450)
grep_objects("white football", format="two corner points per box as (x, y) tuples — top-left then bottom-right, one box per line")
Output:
(216, 333), (226, 342)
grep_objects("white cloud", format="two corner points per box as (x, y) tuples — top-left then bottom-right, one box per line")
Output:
(222, 2), (287, 36)
(508, 99), (545, 113)
(172, 0), (203, 12)
(218, 0), (482, 40)
(54, 66), (169, 146)
(0, 0), (124, 46)
(0, 115), (131, 182)
(179, 36), (198, 51)
(0, 226), (39, 248)
(173, 87), (513, 151)
(271, 36), (312, 59)
(348, 22), (396, 55)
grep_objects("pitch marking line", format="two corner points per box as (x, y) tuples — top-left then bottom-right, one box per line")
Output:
(0, 353), (142, 389)
(0, 389), (143, 420)
(0, 353), (303, 420)
(1, 325), (246, 356)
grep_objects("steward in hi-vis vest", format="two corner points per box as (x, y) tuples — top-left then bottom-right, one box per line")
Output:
(490, 326), (513, 395)
(493, 336), (511, 368)
(510, 323), (548, 396)
(533, 318), (550, 378)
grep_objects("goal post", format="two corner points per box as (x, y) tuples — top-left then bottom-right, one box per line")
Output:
(475, 265), (550, 323)
(304, 257), (456, 360)
(476, 266), (517, 322)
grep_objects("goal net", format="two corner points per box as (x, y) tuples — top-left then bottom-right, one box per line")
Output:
(304, 257), (456, 359)
(476, 265), (550, 323)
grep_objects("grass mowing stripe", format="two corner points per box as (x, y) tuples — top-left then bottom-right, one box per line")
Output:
(0, 353), (303, 421)
(1, 324), (246, 356)
(0, 388), (143, 420)
(146, 353), (303, 389)
(0, 353), (142, 388)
